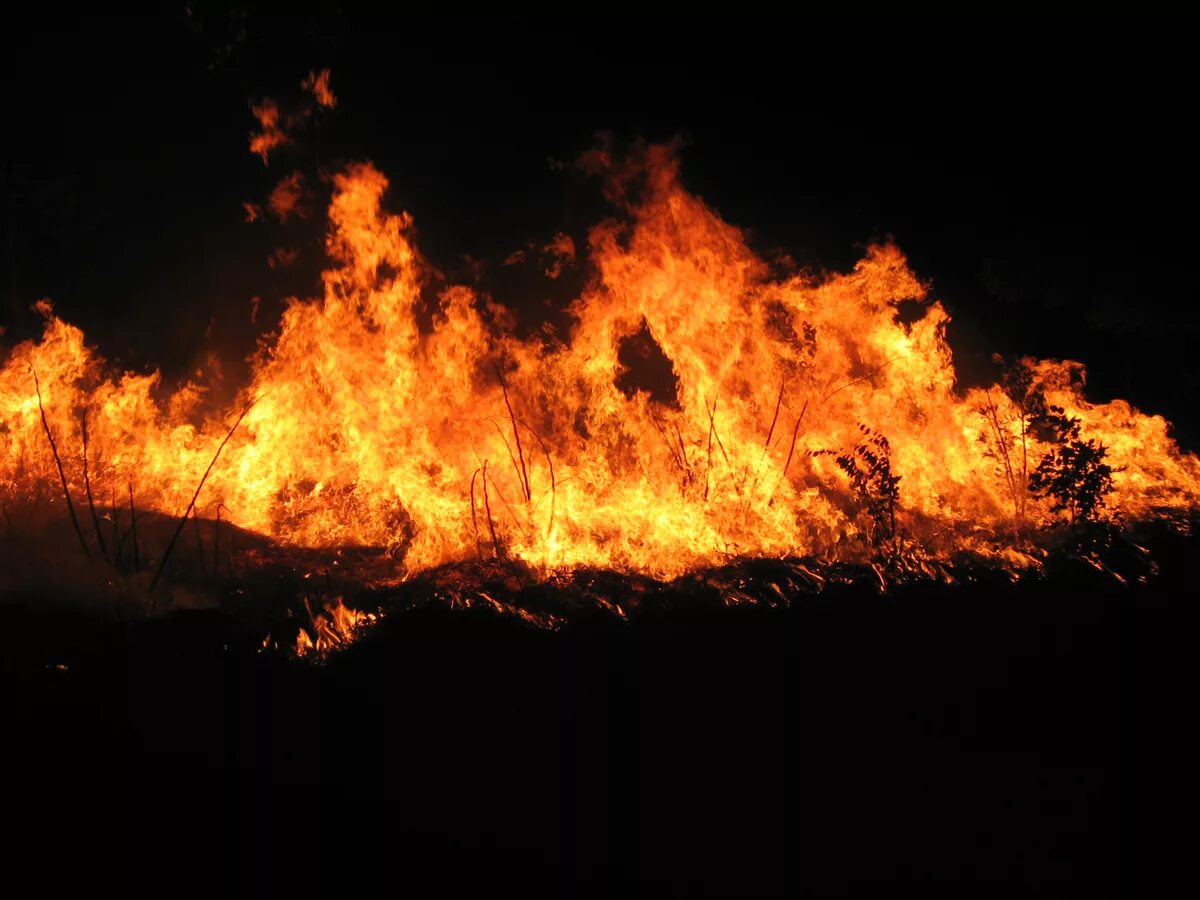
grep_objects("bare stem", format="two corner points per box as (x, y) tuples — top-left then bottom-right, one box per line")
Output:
(765, 380), (785, 449)
(80, 409), (107, 559)
(481, 460), (502, 559)
(193, 508), (206, 580)
(32, 367), (90, 560)
(469, 467), (483, 559)
(151, 395), (258, 592)
(213, 503), (223, 579)
(494, 364), (531, 503)
(651, 415), (685, 473)
(128, 481), (140, 572)
(517, 420), (557, 540)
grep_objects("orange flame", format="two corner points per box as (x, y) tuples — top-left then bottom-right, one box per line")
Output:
(268, 171), (306, 222)
(302, 69), (336, 109)
(248, 99), (288, 165)
(295, 595), (376, 657)
(2, 147), (1197, 585)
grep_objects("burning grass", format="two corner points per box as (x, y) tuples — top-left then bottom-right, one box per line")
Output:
(2, 132), (1198, 655)
(2, 490), (1181, 662)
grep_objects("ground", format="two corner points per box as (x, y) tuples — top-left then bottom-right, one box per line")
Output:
(2, 530), (1192, 897)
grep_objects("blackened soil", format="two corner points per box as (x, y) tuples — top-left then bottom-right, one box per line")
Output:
(3, 533), (1193, 898)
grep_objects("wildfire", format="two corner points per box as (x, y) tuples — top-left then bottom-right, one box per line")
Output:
(2, 143), (1198, 596)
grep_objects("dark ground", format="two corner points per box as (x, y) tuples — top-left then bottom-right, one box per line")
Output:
(3, 527), (1193, 897)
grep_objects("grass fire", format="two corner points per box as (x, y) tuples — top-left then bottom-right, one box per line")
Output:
(1, 136), (1196, 645)
(1, 17), (1193, 895)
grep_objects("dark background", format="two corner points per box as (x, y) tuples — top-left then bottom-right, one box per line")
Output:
(3, 9), (1197, 443)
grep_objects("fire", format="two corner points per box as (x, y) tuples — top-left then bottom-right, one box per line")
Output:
(295, 595), (376, 657)
(2, 144), (1198, 590)
(301, 69), (337, 109)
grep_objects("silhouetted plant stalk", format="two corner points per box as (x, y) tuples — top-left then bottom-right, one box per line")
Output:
(515, 419), (557, 541)
(480, 460), (502, 559)
(31, 366), (90, 560)
(650, 415), (686, 476)
(213, 503), (224, 580)
(470, 467), (484, 559)
(128, 481), (140, 572)
(151, 395), (259, 594)
(981, 390), (1028, 526)
(834, 424), (901, 558)
(494, 364), (531, 503)
(109, 489), (121, 571)
(79, 408), (108, 559)
(1028, 416), (1116, 527)
(764, 381), (785, 450)
(193, 508), (206, 580)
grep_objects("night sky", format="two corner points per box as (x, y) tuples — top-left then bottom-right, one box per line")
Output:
(4, 10), (1196, 443)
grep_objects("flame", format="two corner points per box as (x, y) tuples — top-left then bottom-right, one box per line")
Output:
(268, 171), (306, 222)
(302, 69), (336, 109)
(248, 99), (287, 164)
(295, 595), (376, 657)
(2, 146), (1198, 587)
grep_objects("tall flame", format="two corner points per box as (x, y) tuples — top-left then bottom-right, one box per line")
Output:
(2, 147), (1197, 581)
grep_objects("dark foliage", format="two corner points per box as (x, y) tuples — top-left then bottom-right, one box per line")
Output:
(1029, 413), (1116, 526)
(833, 424), (901, 551)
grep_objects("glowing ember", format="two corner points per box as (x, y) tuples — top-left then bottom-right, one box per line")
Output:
(2, 144), (1197, 589)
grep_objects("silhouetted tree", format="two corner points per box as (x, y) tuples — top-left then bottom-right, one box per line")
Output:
(978, 355), (1065, 525)
(834, 425), (901, 553)
(1028, 414), (1115, 526)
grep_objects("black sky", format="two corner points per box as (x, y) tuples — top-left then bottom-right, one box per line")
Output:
(3, 10), (1196, 443)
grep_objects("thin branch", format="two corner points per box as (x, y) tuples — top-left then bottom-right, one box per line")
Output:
(705, 397), (717, 502)
(487, 420), (527, 506)
(213, 503), (224, 579)
(494, 364), (531, 503)
(673, 421), (690, 472)
(822, 357), (903, 402)
(781, 399), (810, 480)
(650, 415), (685, 473)
(765, 380), (785, 449)
(469, 467), (483, 560)
(983, 390), (1019, 520)
(482, 470), (530, 542)
(80, 408), (107, 559)
(480, 461), (502, 559)
(110, 488), (122, 572)
(516, 419), (556, 540)
(192, 508), (206, 580)
(151, 395), (258, 592)
(31, 367), (90, 559)
(128, 481), (140, 572)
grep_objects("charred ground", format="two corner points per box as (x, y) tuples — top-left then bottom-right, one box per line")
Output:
(2, 520), (1193, 896)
